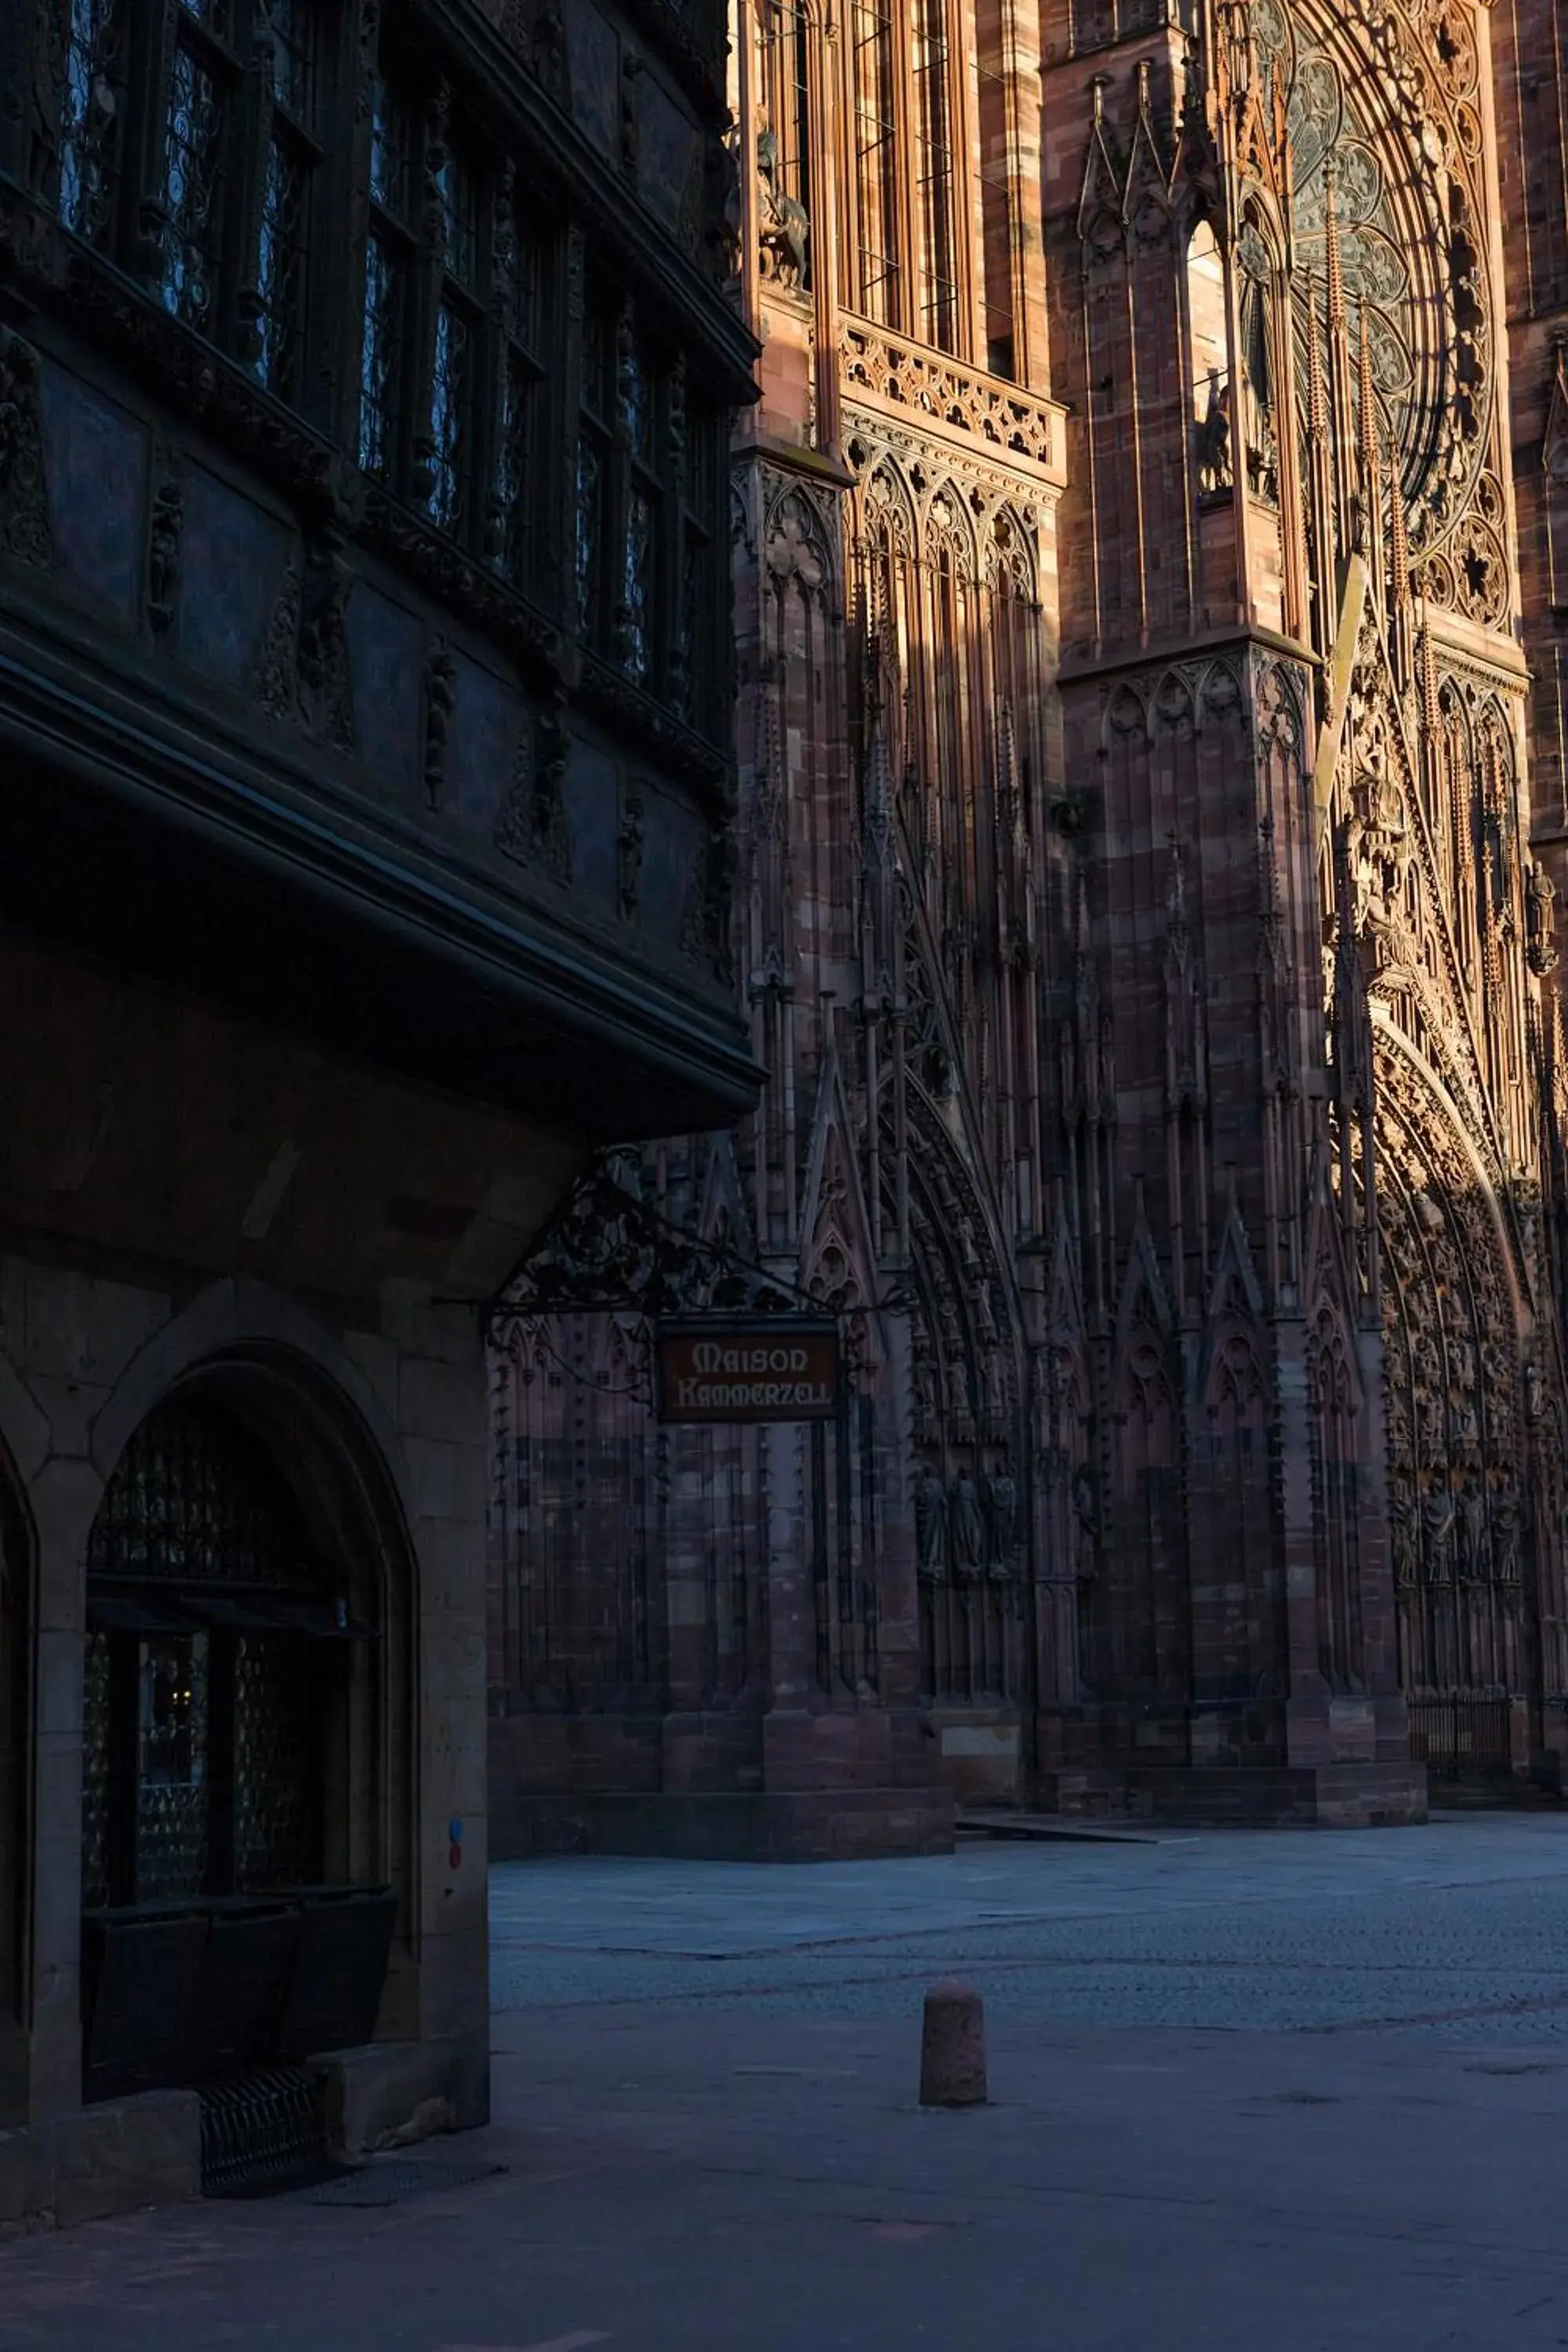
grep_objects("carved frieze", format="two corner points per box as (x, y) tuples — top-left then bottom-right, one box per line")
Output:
(146, 475), (182, 636)
(422, 641), (459, 810)
(495, 699), (572, 884)
(0, 325), (52, 567)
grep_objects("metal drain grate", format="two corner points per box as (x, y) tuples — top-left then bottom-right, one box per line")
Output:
(201, 2065), (328, 2196)
(304, 2154), (507, 2208)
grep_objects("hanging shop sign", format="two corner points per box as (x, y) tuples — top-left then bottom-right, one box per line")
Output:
(654, 1319), (842, 1424)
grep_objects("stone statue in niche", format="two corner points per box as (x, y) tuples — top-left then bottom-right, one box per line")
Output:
(1235, 229), (1279, 503)
(1072, 1465), (1099, 1578)
(756, 127), (809, 292)
(1345, 760), (1411, 935)
(1196, 369), (1232, 495)
(1457, 1478), (1489, 1584)
(146, 479), (183, 637)
(1527, 860), (1559, 977)
(1493, 1487), (1522, 1585)
(1390, 1472), (1418, 1588)
(1525, 1356), (1545, 1424)
(915, 1461), (949, 1584)
(984, 1462), (1017, 1582)
(912, 1326), (940, 1432)
(1422, 1483), (1456, 1585)
(949, 1470), (985, 1582)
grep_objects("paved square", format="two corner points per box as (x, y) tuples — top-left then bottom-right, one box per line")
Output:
(8, 1817), (1568, 2350)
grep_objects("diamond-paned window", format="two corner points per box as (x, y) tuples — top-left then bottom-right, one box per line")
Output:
(575, 292), (614, 644)
(612, 314), (666, 689)
(56, 0), (124, 247)
(574, 292), (672, 687)
(160, 37), (227, 329)
(575, 434), (602, 637)
(358, 75), (414, 481)
(425, 140), (482, 535)
(252, 0), (318, 401)
(491, 203), (546, 587)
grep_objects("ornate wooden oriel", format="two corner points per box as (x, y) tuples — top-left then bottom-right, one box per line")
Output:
(0, 0), (757, 1146)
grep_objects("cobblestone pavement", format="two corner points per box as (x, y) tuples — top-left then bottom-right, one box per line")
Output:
(8, 1816), (1568, 2350)
(490, 1811), (1568, 2040)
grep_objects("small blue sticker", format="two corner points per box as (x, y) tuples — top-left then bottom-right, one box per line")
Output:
(448, 1817), (463, 1844)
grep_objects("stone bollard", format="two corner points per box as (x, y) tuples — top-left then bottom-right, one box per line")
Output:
(920, 1979), (988, 2108)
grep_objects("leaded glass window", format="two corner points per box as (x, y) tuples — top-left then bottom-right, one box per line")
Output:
(358, 76), (414, 481)
(618, 329), (657, 686)
(160, 33), (229, 330)
(252, 0), (318, 401)
(136, 1632), (211, 1903)
(622, 487), (654, 685)
(575, 437), (602, 637)
(491, 206), (546, 588)
(55, 0), (124, 247)
(426, 142), (481, 535)
(576, 289), (669, 690)
(82, 1397), (333, 1912)
(676, 405), (720, 731)
(575, 296), (613, 644)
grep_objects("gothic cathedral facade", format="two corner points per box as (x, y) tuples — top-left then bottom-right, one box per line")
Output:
(488, 0), (1568, 1849)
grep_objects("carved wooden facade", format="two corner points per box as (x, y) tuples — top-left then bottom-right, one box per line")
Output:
(489, 0), (1568, 1849)
(0, 0), (757, 2212)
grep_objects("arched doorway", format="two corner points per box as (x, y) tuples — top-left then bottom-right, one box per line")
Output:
(80, 1383), (398, 2118)
(1375, 1033), (1531, 1779)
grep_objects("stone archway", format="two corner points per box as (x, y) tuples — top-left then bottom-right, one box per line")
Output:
(79, 1347), (416, 2108)
(903, 1113), (1026, 1794)
(1374, 1032), (1531, 1777)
